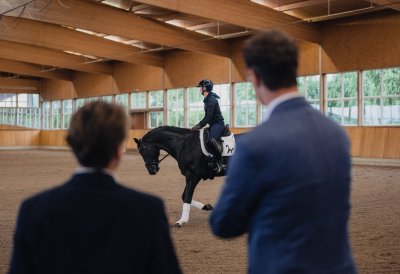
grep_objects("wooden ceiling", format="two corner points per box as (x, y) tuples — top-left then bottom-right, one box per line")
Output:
(0, 0), (399, 81)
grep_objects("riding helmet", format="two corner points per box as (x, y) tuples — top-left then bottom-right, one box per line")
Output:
(197, 79), (213, 92)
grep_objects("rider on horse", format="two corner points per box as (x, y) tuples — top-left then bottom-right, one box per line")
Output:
(191, 79), (226, 173)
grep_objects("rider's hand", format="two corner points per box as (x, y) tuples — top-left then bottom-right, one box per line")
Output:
(191, 124), (201, 131)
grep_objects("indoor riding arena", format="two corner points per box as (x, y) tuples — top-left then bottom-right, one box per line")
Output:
(0, 1), (399, 274)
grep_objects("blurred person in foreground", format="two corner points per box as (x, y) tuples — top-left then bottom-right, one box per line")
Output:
(9, 101), (182, 274)
(210, 30), (357, 274)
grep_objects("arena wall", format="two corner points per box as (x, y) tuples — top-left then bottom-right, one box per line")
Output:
(1, 12), (399, 160)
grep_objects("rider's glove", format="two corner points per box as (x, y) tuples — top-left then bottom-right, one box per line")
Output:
(191, 124), (201, 131)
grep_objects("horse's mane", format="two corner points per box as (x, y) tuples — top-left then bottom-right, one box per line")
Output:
(142, 126), (192, 142)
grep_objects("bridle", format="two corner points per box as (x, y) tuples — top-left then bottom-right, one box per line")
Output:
(138, 143), (170, 168)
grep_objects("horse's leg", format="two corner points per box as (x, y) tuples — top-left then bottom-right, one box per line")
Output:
(175, 175), (200, 227)
(191, 200), (213, 210)
(182, 186), (212, 211)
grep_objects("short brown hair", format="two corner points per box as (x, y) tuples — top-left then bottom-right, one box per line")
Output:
(66, 101), (128, 168)
(243, 30), (298, 91)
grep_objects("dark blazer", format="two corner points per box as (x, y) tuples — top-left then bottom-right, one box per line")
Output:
(210, 97), (357, 274)
(9, 172), (182, 274)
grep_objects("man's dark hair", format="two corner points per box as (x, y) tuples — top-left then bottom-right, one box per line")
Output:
(66, 101), (128, 168)
(243, 30), (298, 91)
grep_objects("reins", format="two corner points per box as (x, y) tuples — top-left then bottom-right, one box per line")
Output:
(158, 153), (170, 163)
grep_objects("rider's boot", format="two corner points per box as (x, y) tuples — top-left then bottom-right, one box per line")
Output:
(210, 139), (226, 173)
(210, 138), (223, 155)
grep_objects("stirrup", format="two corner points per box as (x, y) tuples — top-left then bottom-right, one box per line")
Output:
(213, 161), (226, 173)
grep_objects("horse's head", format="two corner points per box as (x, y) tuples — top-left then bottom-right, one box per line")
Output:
(134, 138), (160, 175)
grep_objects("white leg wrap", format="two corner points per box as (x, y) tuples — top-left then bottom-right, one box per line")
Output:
(191, 200), (204, 210)
(181, 203), (190, 222)
(176, 203), (191, 226)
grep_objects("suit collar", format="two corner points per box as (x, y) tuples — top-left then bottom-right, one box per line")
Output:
(67, 172), (118, 189)
(262, 92), (303, 122)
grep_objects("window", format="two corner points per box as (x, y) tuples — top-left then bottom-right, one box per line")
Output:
(101, 95), (113, 103)
(213, 84), (231, 125)
(131, 92), (146, 109)
(167, 88), (184, 127)
(0, 108), (5, 124)
(234, 82), (256, 127)
(187, 87), (204, 127)
(148, 90), (164, 128)
(115, 94), (129, 110)
(363, 68), (400, 125)
(297, 75), (321, 110)
(86, 96), (99, 103)
(149, 90), (164, 108)
(51, 101), (62, 129)
(31, 108), (41, 129)
(326, 72), (358, 125)
(7, 108), (16, 125)
(149, 111), (164, 128)
(63, 100), (73, 129)
(42, 102), (51, 129)
(0, 93), (17, 107)
(17, 108), (26, 127)
(17, 94), (39, 108)
(75, 98), (85, 111)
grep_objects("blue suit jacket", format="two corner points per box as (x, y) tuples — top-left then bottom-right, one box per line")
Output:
(9, 172), (182, 274)
(210, 97), (357, 274)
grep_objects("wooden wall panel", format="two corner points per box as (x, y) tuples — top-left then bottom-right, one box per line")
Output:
(72, 72), (118, 97)
(130, 113), (146, 129)
(321, 12), (400, 73)
(229, 37), (322, 83)
(345, 127), (362, 157)
(298, 40), (320, 76)
(113, 62), (164, 92)
(41, 79), (76, 100)
(0, 77), (40, 93)
(231, 38), (247, 83)
(0, 130), (40, 146)
(345, 127), (400, 159)
(126, 129), (149, 149)
(39, 130), (68, 147)
(0, 126), (398, 160)
(0, 125), (27, 130)
(164, 51), (230, 88)
(384, 128), (400, 158)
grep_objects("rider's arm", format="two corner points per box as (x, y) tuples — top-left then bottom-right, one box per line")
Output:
(209, 141), (264, 238)
(198, 98), (217, 128)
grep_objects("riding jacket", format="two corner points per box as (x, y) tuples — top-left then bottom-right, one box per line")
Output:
(198, 92), (224, 128)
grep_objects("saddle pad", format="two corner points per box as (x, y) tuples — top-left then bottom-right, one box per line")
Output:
(199, 127), (235, 157)
(221, 134), (235, 156)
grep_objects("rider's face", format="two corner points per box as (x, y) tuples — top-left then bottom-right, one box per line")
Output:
(200, 86), (207, 96)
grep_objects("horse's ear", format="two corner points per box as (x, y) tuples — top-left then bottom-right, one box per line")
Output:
(134, 138), (141, 145)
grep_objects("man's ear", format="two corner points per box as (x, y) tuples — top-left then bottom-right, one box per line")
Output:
(247, 68), (262, 88)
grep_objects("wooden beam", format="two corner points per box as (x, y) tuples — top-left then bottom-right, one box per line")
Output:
(0, 59), (72, 81)
(273, 0), (328, 12)
(0, 16), (164, 67)
(0, 40), (113, 75)
(0, 77), (40, 93)
(187, 22), (223, 31)
(366, 0), (400, 11)
(133, 0), (321, 43)
(19, 0), (231, 57)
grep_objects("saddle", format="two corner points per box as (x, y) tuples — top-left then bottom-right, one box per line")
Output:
(199, 124), (235, 157)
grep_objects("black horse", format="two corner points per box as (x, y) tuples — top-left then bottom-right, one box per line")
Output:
(134, 126), (237, 227)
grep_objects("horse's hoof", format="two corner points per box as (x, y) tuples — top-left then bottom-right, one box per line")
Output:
(174, 221), (187, 227)
(202, 204), (213, 211)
